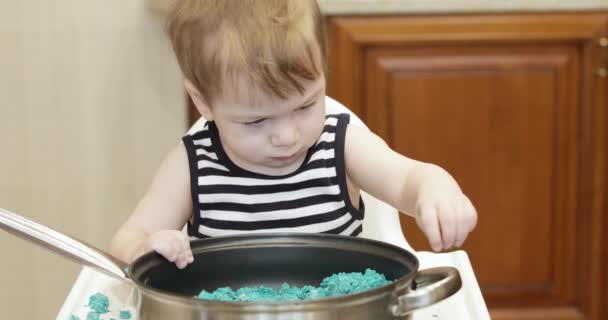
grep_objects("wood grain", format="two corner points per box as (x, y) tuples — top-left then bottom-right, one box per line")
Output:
(328, 12), (608, 320)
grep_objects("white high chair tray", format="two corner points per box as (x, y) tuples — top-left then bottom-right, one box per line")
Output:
(57, 250), (490, 320)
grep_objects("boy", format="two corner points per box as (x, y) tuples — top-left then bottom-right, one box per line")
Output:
(110, 0), (477, 269)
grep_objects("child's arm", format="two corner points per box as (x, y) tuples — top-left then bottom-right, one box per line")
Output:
(344, 125), (477, 252)
(109, 144), (194, 268)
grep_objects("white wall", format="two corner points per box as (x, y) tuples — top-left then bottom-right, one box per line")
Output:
(0, 1), (186, 318)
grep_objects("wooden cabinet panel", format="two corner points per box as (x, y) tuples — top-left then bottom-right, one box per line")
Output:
(366, 45), (579, 306)
(328, 13), (608, 320)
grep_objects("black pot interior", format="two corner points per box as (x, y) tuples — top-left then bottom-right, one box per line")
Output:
(129, 233), (418, 298)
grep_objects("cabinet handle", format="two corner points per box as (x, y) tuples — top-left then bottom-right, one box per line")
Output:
(597, 37), (608, 78)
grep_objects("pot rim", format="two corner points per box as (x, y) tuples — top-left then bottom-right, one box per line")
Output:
(128, 233), (418, 309)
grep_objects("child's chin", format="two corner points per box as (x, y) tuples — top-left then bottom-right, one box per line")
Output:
(265, 158), (305, 173)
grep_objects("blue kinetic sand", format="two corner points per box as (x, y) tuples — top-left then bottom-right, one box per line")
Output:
(196, 268), (391, 302)
(87, 292), (110, 314)
(119, 310), (132, 319)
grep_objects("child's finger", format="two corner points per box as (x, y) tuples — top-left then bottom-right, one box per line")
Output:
(187, 252), (194, 263)
(454, 200), (470, 248)
(176, 251), (190, 269)
(180, 246), (194, 266)
(463, 195), (478, 232)
(416, 203), (442, 252)
(182, 233), (193, 255)
(437, 201), (456, 250)
(179, 235), (194, 263)
(171, 234), (189, 268)
(178, 233), (194, 266)
(151, 238), (180, 262)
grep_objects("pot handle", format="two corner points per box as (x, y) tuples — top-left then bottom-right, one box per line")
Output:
(389, 266), (462, 317)
(0, 207), (129, 281)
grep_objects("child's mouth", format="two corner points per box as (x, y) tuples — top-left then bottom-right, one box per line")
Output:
(271, 151), (301, 162)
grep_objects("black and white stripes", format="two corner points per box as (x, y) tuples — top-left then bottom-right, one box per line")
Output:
(182, 114), (364, 238)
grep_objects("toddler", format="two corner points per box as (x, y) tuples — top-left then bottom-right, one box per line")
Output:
(110, 0), (477, 269)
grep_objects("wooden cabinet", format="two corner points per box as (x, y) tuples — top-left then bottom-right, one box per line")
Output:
(327, 13), (608, 320)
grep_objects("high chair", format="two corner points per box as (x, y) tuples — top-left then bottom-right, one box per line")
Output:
(186, 96), (414, 251)
(58, 97), (491, 320)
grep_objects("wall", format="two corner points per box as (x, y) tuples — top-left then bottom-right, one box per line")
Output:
(0, 1), (185, 318)
(148, 0), (608, 15)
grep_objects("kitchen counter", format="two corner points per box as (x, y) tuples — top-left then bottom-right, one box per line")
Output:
(147, 0), (608, 15)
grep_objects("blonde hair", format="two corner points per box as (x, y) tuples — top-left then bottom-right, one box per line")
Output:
(166, 0), (327, 105)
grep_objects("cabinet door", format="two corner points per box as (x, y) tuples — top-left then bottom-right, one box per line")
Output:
(328, 13), (608, 320)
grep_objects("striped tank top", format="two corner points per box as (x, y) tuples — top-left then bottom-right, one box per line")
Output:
(182, 113), (364, 238)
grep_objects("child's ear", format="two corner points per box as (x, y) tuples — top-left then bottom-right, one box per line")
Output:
(184, 79), (214, 121)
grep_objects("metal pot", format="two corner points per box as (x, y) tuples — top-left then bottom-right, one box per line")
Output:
(0, 208), (461, 319)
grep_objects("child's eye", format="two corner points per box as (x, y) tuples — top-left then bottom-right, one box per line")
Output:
(297, 104), (313, 112)
(243, 118), (266, 126)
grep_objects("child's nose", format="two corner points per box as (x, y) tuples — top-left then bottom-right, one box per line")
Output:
(271, 122), (299, 147)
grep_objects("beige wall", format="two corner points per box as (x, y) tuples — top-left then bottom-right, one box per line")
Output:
(0, 1), (186, 318)
(150, 0), (608, 15)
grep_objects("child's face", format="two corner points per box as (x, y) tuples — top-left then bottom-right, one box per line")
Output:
(202, 75), (326, 176)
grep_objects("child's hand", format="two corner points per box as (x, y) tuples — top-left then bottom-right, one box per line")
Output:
(342, 125), (477, 252)
(414, 181), (477, 252)
(135, 230), (194, 269)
